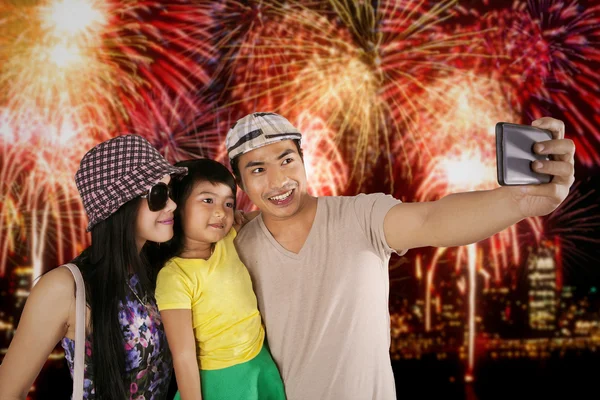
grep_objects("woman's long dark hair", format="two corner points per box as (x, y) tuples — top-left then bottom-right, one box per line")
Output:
(71, 197), (157, 400)
(155, 158), (237, 265)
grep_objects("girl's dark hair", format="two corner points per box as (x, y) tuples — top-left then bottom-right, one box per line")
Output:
(156, 158), (237, 264)
(71, 197), (157, 400)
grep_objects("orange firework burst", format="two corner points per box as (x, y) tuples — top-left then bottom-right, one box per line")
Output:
(0, 0), (215, 138)
(1, 0), (219, 279)
(397, 72), (512, 176)
(0, 108), (97, 279)
(0, 124), (27, 274)
(221, 0), (480, 185)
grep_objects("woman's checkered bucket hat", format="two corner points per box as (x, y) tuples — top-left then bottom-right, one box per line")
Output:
(75, 135), (188, 231)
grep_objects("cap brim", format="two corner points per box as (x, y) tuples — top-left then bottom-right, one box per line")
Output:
(228, 134), (301, 160)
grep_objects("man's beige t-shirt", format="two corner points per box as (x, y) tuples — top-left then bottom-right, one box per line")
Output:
(235, 193), (404, 400)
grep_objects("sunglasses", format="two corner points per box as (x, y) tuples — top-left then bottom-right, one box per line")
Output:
(140, 182), (172, 212)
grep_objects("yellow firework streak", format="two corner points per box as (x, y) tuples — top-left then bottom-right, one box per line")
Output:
(223, 0), (488, 186)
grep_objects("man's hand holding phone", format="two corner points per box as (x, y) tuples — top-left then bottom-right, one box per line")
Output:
(497, 117), (576, 218)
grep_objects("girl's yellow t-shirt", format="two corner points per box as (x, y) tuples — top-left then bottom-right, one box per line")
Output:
(155, 228), (265, 370)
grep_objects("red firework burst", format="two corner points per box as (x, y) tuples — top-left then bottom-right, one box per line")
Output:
(128, 92), (227, 164)
(449, 0), (600, 166)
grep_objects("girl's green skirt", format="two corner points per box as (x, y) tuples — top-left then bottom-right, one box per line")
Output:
(174, 343), (285, 400)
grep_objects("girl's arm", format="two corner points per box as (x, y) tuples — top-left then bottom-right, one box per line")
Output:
(0, 267), (74, 399)
(161, 309), (202, 400)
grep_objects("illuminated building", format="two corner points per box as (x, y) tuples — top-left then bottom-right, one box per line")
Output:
(557, 286), (576, 336)
(558, 286), (600, 338)
(414, 298), (425, 328)
(527, 241), (559, 335)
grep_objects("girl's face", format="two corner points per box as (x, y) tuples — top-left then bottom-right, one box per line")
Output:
(135, 175), (177, 250)
(181, 181), (235, 246)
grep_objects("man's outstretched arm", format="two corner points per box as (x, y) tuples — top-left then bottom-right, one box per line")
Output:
(384, 117), (576, 251)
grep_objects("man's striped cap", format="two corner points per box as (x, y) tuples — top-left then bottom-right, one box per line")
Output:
(226, 112), (302, 160)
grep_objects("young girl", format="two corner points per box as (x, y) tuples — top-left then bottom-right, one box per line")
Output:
(0, 135), (187, 399)
(155, 158), (285, 400)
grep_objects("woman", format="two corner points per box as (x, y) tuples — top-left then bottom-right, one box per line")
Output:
(0, 135), (187, 399)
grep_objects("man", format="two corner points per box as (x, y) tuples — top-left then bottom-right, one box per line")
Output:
(228, 112), (575, 399)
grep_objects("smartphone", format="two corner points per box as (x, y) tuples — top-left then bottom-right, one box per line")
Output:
(496, 122), (553, 186)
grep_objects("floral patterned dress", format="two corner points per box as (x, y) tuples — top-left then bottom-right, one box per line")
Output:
(61, 274), (173, 399)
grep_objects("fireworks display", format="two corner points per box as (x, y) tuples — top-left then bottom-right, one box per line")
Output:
(0, 0), (217, 139)
(447, 0), (600, 165)
(0, 107), (96, 277)
(0, 0), (219, 277)
(219, 0), (482, 184)
(1, 0), (599, 390)
(128, 92), (226, 164)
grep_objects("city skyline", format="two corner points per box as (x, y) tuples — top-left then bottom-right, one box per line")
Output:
(2, 234), (599, 383)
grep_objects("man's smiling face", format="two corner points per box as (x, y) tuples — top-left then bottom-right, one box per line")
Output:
(238, 140), (308, 221)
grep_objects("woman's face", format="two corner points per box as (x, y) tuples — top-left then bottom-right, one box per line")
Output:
(135, 175), (177, 251)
